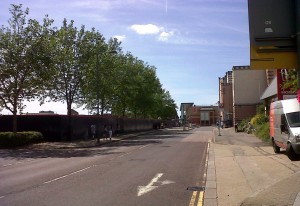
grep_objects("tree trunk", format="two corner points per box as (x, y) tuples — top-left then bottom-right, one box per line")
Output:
(67, 103), (72, 141)
(101, 99), (104, 115)
(12, 99), (18, 134)
(122, 101), (126, 117)
(12, 110), (17, 134)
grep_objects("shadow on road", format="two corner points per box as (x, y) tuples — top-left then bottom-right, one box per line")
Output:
(0, 129), (189, 160)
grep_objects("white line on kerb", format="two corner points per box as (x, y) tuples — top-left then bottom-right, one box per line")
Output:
(44, 166), (91, 184)
(0, 196), (5, 199)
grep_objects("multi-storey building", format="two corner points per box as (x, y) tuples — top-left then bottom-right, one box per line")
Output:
(219, 71), (233, 127)
(182, 66), (269, 127)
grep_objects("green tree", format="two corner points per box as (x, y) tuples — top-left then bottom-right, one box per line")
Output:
(282, 69), (297, 92)
(0, 4), (53, 133)
(133, 65), (161, 118)
(45, 19), (91, 139)
(111, 52), (177, 119)
(155, 90), (178, 120)
(81, 32), (119, 115)
(111, 52), (137, 117)
(95, 38), (120, 114)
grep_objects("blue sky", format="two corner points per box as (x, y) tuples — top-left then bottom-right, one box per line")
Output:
(0, 0), (250, 115)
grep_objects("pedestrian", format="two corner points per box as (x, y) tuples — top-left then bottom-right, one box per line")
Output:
(90, 125), (96, 139)
(108, 125), (113, 140)
(235, 123), (239, 132)
(104, 125), (108, 140)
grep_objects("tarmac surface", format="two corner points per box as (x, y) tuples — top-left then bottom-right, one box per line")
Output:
(26, 131), (149, 150)
(204, 127), (300, 206)
(10, 127), (300, 205)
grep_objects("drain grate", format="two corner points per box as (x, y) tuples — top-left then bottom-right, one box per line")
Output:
(186, 186), (205, 191)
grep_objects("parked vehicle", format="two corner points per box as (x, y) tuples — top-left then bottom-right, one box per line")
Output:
(270, 98), (300, 160)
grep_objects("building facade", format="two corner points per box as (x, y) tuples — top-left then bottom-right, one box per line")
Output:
(232, 66), (267, 124)
(219, 71), (233, 127)
(180, 103), (219, 126)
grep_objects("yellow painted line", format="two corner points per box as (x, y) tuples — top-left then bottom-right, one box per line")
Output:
(197, 191), (204, 206)
(189, 191), (198, 206)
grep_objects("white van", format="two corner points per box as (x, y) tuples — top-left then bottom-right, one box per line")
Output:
(270, 98), (300, 160)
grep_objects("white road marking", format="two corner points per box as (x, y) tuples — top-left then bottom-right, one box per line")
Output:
(161, 179), (175, 185)
(137, 173), (175, 197)
(44, 166), (91, 184)
(138, 145), (149, 150)
(3, 163), (13, 167)
(138, 173), (163, 197)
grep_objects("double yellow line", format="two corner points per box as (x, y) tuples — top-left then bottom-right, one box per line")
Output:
(189, 141), (210, 206)
(189, 191), (204, 206)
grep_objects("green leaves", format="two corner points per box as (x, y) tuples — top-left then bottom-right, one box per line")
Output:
(281, 69), (298, 93)
(0, 4), (55, 132)
(0, 4), (178, 127)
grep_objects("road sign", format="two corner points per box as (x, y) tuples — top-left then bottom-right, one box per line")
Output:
(248, 0), (297, 69)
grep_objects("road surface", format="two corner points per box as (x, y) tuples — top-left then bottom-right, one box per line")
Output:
(0, 127), (212, 206)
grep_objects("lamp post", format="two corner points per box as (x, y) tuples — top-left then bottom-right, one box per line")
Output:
(218, 101), (221, 136)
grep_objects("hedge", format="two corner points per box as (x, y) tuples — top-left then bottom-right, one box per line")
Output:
(0, 131), (43, 148)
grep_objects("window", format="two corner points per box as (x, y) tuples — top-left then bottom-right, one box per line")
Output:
(286, 112), (300, 127)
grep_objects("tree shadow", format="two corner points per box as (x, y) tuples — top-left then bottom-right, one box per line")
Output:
(0, 129), (187, 161)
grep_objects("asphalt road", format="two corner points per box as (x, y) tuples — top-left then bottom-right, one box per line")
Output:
(0, 127), (212, 206)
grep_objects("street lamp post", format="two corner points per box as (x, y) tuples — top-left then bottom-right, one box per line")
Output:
(218, 101), (221, 136)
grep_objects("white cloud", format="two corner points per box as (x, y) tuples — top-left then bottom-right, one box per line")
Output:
(158, 31), (174, 41)
(130, 24), (163, 35)
(129, 23), (176, 42)
(114, 35), (126, 42)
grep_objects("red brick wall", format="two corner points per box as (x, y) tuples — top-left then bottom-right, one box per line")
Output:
(233, 104), (257, 125)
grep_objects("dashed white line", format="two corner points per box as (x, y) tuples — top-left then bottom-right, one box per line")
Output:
(44, 166), (91, 184)
(138, 145), (149, 150)
(109, 145), (150, 160)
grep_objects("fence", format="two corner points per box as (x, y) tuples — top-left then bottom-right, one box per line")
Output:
(0, 114), (161, 141)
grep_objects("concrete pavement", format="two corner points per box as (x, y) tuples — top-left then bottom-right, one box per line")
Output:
(204, 127), (300, 206)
